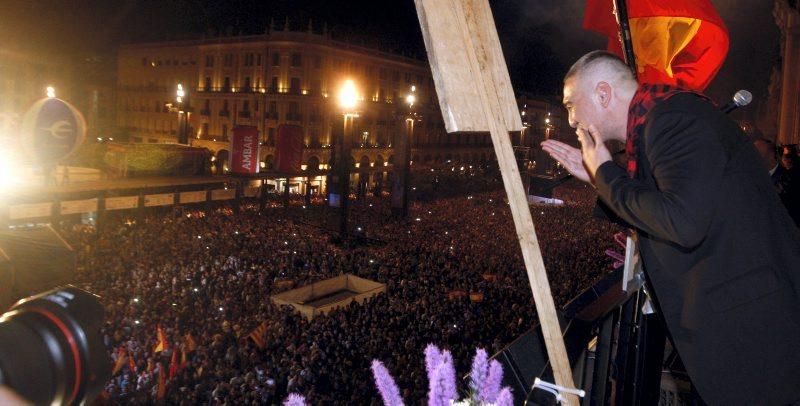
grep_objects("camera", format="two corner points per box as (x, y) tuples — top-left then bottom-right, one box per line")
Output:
(0, 286), (111, 405)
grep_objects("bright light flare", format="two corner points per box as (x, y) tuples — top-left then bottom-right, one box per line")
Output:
(46, 86), (56, 98)
(338, 79), (359, 110)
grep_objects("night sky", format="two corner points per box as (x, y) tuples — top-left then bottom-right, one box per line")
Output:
(1, 0), (780, 118)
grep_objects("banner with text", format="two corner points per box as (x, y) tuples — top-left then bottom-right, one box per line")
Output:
(230, 126), (260, 175)
(275, 124), (304, 174)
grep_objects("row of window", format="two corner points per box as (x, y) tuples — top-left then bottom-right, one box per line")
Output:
(141, 58), (197, 67)
(204, 52), (318, 69)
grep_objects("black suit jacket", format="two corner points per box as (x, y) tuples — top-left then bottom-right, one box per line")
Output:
(594, 93), (800, 405)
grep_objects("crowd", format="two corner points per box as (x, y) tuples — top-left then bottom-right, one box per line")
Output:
(52, 166), (621, 404)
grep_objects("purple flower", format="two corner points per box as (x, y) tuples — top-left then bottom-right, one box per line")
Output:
(424, 344), (443, 381)
(439, 350), (458, 401)
(283, 393), (306, 406)
(469, 348), (488, 396)
(480, 359), (504, 402)
(427, 363), (450, 406)
(371, 360), (404, 406)
(495, 387), (513, 406)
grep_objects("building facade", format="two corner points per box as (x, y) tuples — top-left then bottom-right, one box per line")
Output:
(116, 23), (572, 194)
(773, 0), (800, 146)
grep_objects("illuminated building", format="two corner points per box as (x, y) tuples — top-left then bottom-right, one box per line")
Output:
(116, 22), (498, 187)
(773, 0), (800, 146)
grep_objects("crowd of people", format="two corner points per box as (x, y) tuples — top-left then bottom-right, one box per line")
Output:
(52, 166), (622, 404)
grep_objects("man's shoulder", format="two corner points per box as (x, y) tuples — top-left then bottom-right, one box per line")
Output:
(650, 92), (716, 118)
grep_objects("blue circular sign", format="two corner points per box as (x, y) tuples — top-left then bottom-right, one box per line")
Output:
(21, 98), (86, 164)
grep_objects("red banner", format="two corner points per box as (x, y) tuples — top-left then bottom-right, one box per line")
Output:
(230, 126), (260, 174)
(275, 124), (304, 173)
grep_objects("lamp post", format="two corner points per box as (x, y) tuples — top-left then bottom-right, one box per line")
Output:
(337, 79), (359, 239)
(176, 83), (189, 144)
(403, 92), (415, 218)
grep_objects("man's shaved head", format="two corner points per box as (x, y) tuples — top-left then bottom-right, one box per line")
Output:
(561, 50), (639, 143)
(564, 50), (636, 89)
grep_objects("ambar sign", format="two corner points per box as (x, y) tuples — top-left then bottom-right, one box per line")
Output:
(230, 126), (260, 175)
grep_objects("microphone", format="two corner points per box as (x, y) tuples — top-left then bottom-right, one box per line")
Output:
(721, 89), (752, 114)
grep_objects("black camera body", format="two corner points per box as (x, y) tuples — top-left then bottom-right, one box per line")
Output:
(0, 286), (111, 405)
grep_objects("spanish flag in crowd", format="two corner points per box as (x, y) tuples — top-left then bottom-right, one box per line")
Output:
(128, 350), (137, 374)
(248, 321), (269, 349)
(153, 324), (169, 353)
(584, 0), (728, 91)
(111, 347), (128, 375)
(184, 333), (198, 353)
(169, 349), (179, 380)
(156, 362), (166, 400)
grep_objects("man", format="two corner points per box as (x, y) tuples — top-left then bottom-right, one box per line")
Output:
(542, 50), (800, 405)
(753, 137), (800, 226)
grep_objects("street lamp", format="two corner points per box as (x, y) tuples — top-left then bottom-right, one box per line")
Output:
(336, 79), (360, 239)
(176, 83), (190, 144)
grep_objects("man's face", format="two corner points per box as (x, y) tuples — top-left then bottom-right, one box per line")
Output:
(563, 78), (596, 132)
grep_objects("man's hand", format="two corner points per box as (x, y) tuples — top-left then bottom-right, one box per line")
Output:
(575, 125), (612, 179)
(540, 140), (592, 183)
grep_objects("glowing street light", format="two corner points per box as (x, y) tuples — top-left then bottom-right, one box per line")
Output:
(338, 79), (359, 111)
(46, 86), (56, 98)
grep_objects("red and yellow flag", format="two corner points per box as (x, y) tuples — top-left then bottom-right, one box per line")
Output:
(128, 350), (137, 374)
(248, 321), (269, 349)
(169, 349), (179, 380)
(153, 324), (170, 353)
(584, 0), (728, 91)
(184, 333), (198, 353)
(156, 362), (166, 400)
(112, 347), (128, 375)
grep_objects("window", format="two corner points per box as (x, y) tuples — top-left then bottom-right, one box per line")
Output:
(222, 124), (228, 139)
(204, 99), (210, 111)
(204, 77), (211, 90)
(223, 77), (230, 91)
(290, 77), (300, 94)
(243, 100), (250, 111)
(392, 70), (400, 82)
(224, 54), (233, 67)
(223, 100), (229, 111)
(202, 123), (209, 136)
(205, 55), (214, 67)
(272, 52), (280, 66)
(243, 77), (251, 91)
(243, 53), (254, 66)
(257, 54), (262, 66)
(290, 53), (302, 67)
(271, 76), (279, 92)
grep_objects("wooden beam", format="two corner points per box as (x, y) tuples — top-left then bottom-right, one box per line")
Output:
(415, 0), (578, 403)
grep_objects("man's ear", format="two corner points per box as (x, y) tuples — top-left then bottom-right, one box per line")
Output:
(595, 81), (612, 108)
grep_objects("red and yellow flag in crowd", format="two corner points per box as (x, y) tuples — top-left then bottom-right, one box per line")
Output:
(112, 347), (128, 375)
(169, 349), (179, 380)
(153, 324), (169, 353)
(584, 0), (728, 91)
(248, 321), (269, 349)
(156, 362), (166, 400)
(184, 333), (198, 353)
(128, 350), (137, 374)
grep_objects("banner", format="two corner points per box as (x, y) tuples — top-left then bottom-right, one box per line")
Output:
(60, 198), (98, 215)
(275, 124), (304, 173)
(179, 191), (207, 204)
(105, 196), (139, 211)
(243, 186), (260, 197)
(9, 203), (53, 219)
(144, 193), (174, 207)
(230, 125), (260, 175)
(211, 189), (236, 201)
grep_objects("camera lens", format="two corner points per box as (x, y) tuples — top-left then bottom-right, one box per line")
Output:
(0, 286), (111, 405)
